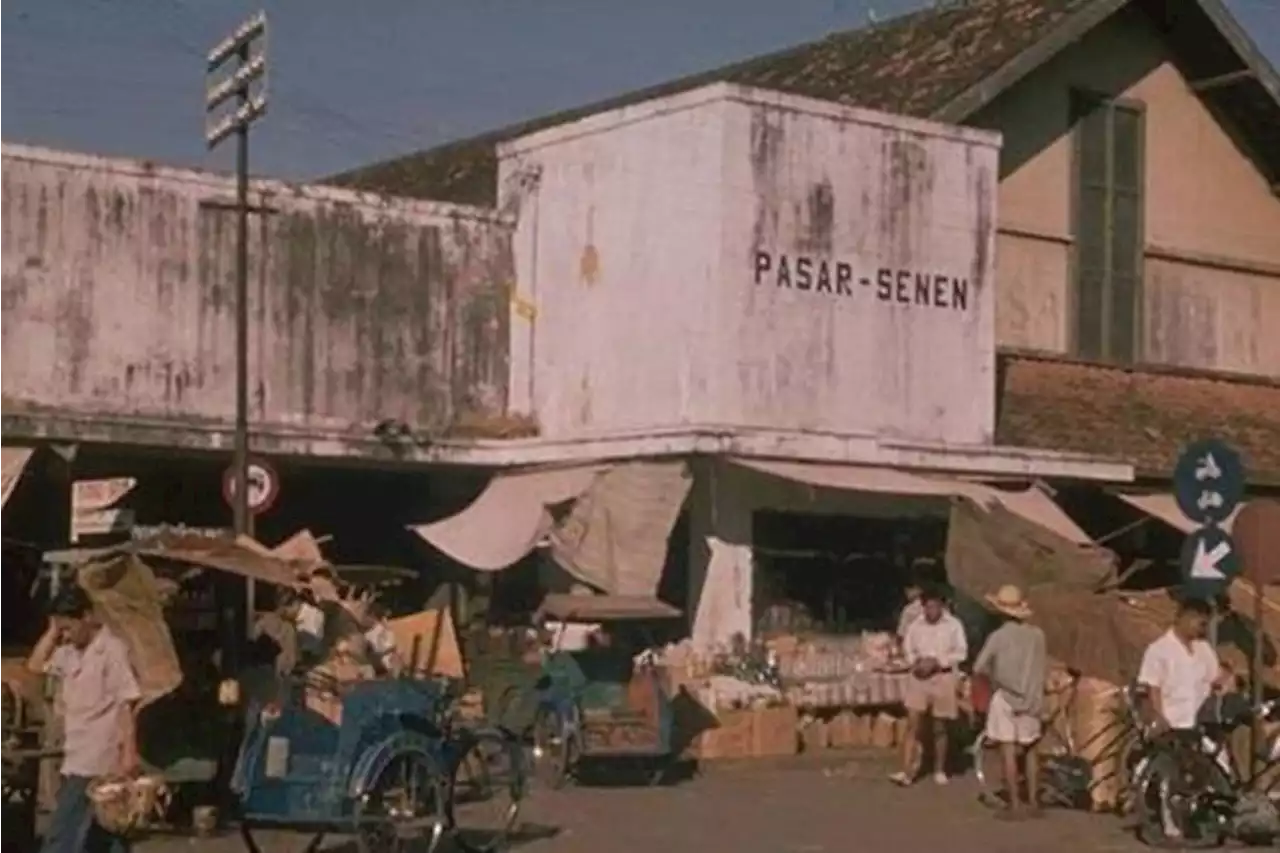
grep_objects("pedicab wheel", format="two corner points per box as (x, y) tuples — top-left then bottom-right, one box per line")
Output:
(354, 751), (448, 853)
(530, 708), (575, 789)
(447, 732), (525, 853)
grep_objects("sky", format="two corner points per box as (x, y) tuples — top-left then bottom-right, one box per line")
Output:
(3, 0), (1278, 181)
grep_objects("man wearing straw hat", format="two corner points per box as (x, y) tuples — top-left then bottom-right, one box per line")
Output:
(973, 584), (1048, 819)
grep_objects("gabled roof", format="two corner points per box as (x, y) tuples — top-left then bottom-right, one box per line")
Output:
(329, 0), (1280, 207)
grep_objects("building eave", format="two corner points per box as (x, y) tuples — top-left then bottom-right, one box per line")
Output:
(2, 411), (1133, 483)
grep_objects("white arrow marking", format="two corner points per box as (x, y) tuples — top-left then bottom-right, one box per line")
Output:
(1190, 539), (1232, 580)
(1195, 453), (1223, 481)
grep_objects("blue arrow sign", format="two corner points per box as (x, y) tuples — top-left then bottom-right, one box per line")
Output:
(1179, 525), (1241, 600)
(1173, 438), (1245, 526)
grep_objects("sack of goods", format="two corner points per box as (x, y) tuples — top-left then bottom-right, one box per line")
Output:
(87, 775), (170, 837)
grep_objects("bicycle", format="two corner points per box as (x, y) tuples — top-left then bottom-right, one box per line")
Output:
(1127, 696), (1280, 847)
(972, 669), (1142, 811)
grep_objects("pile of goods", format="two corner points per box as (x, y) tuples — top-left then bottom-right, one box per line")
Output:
(770, 632), (910, 709)
(655, 630), (916, 762)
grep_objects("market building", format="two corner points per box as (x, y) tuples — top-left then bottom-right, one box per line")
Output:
(329, 0), (1280, 645)
(4, 0), (1280, 653)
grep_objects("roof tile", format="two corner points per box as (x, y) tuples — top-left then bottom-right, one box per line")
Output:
(995, 353), (1280, 484)
(329, 0), (1090, 205)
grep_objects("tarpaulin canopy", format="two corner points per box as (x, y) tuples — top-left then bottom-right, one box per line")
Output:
(78, 553), (183, 706)
(1, 446), (33, 508)
(548, 460), (693, 596)
(730, 459), (1091, 545)
(945, 497), (1115, 596)
(45, 529), (318, 588)
(410, 465), (603, 571)
(1116, 492), (1241, 534)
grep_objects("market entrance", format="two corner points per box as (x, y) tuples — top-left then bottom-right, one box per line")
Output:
(752, 510), (948, 637)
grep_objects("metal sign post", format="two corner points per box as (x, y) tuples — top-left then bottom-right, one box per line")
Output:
(1234, 499), (1280, 778)
(206, 12), (269, 646)
(1173, 438), (1246, 647)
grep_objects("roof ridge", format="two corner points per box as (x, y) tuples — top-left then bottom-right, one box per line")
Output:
(326, 0), (971, 183)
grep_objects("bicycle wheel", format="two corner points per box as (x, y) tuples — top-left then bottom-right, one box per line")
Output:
(974, 721), (1074, 809)
(447, 730), (526, 853)
(972, 733), (1010, 807)
(530, 707), (575, 789)
(1133, 744), (1230, 848)
(1112, 728), (1147, 816)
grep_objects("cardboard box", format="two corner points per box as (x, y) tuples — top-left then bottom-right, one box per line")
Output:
(799, 718), (829, 753)
(827, 710), (856, 748)
(870, 712), (897, 749)
(693, 708), (754, 760)
(752, 705), (798, 758)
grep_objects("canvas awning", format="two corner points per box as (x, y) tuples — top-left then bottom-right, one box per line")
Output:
(1116, 492), (1240, 535)
(548, 460), (692, 596)
(2, 447), (34, 508)
(730, 459), (1091, 545)
(410, 465), (603, 571)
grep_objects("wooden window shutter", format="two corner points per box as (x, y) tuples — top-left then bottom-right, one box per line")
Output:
(1073, 93), (1110, 361)
(1108, 104), (1143, 363)
(1071, 92), (1145, 363)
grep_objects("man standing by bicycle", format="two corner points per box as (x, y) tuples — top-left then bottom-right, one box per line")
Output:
(972, 585), (1048, 820)
(1134, 596), (1235, 840)
(1137, 597), (1232, 733)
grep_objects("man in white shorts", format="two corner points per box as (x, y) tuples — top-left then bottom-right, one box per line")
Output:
(893, 586), (967, 786)
(972, 585), (1047, 819)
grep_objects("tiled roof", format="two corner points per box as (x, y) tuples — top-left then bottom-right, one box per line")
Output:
(329, 0), (1280, 206)
(995, 353), (1280, 484)
(328, 0), (1092, 205)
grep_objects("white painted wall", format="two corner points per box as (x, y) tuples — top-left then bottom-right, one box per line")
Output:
(1, 144), (512, 450)
(499, 83), (1001, 445)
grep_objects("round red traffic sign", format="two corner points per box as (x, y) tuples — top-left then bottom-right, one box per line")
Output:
(1235, 499), (1280, 586)
(221, 458), (280, 515)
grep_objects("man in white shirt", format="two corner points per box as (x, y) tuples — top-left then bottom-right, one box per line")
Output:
(1137, 597), (1230, 733)
(29, 587), (142, 853)
(1135, 596), (1234, 839)
(892, 586), (968, 786)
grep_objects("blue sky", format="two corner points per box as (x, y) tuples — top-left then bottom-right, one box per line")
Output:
(4, 0), (1277, 181)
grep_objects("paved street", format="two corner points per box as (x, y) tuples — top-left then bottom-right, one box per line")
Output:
(134, 753), (1145, 853)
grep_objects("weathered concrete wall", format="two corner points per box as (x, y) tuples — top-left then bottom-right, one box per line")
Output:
(1, 145), (513, 452)
(499, 84), (1000, 445)
(977, 7), (1280, 376)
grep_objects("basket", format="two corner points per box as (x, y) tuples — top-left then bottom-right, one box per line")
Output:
(86, 775), (170, 837)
